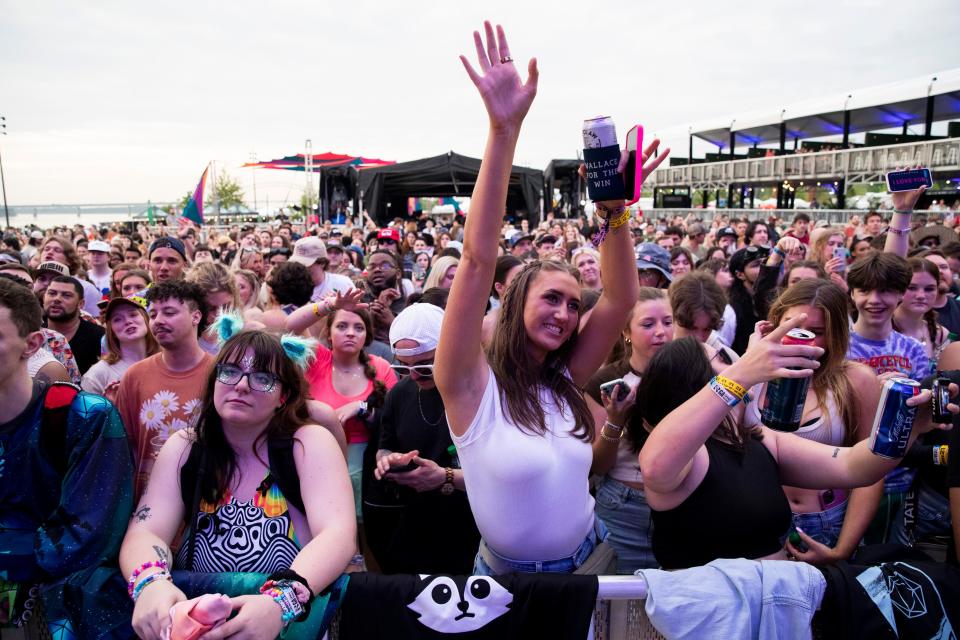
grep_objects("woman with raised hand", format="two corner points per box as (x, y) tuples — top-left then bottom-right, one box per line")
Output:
(435, 21), (667, 575)
(120, 330), (354, 640)
(636, 311), (953, 570)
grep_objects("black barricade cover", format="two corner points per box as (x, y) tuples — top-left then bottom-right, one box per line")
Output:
(337, 571), (598, 639)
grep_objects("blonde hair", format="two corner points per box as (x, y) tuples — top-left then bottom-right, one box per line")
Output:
(811, 226), (845, 266)
(187, 262), (240, 308)
(424, 255), (460, 290)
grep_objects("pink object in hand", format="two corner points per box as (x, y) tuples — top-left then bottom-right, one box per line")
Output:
(163, 594), (232, 640)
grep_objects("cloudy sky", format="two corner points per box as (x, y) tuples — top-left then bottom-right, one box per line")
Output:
(2, 0), (957, 207)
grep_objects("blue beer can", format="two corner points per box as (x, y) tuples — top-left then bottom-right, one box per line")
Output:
(868, 377), (921, 459)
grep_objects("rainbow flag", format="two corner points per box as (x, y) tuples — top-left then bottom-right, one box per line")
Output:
(181, 166), (208, 225)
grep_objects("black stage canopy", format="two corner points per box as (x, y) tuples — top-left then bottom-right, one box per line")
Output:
(357, 151), (543, 225)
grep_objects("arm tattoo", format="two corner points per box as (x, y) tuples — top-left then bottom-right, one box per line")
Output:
(132, 505), (152, 522)
(153, 545), (170, 564)
(832, 447), (840, 459)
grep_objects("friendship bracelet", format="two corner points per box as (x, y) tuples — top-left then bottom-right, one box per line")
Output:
(715, 375), (747, 400)
(131, 571), (171, 602)
(262, 583), (304, 626)
(771, 246), (786, 258)
(708, 377), (741, 407)
(127, 560), (168, 597)
(888, 227), (911, 236)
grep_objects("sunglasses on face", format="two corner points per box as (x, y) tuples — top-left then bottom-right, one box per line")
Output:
(390, 363), (435, 378)
(216, 363), (280, 393)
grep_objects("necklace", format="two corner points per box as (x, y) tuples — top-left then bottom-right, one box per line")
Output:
(418, 388), (444, 427)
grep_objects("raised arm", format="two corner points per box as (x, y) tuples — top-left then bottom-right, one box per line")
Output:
(569, 141), (668, 385)
(436, 22), (538, 435)
(883, 171), (926, 257)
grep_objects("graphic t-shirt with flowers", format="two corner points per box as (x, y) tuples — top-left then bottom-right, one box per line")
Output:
(115, 352), (214, 499)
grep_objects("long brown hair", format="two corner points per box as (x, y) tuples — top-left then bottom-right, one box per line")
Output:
(768, 279), (859, 446)
(103, 303), (159, 365)
(193, 331), (311, 505)
(324, 307), (388, 409)
(892, 257), (941, 344)
(488, 260), (594, 441)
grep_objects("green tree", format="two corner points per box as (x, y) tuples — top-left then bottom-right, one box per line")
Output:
(206, 171), (246, 210)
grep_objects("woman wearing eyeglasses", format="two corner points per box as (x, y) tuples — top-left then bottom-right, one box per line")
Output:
(120, 330), (355, 640)
(367, 303), (480, 575)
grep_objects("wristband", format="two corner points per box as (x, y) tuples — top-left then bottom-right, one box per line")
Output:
(312, 302), (321, 317)
(715, 375), (747, 400)
(262, 583), (304, 626)
(771, 246), (786, 258)
(595, 203), (626, 221)
(933, 445), (949, 466)
(608, 209), (631, 230)
(894, 209), (914, 215)
(708, 377), (741, 407)
(888, 227), (911, 236)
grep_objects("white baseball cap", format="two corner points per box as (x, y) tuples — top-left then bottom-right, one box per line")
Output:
(389, 303), (444, 356)
(88, 240), (111, 252)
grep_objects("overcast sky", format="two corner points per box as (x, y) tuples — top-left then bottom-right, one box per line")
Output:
(2, 0), (958, 207)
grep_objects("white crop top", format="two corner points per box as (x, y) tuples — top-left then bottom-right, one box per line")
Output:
(605, 370), (644, 485)
(451, 366), (595, 561)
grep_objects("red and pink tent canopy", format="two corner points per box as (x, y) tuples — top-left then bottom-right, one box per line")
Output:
(242, 152), (394, 172)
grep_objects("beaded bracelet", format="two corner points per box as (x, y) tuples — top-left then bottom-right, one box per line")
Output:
(131, 571), (171, 602)
(127, 560), (168, 597)
(599, 421), (624, 442)
(888, 226), (911, 236)
(261, 583), (304, 626)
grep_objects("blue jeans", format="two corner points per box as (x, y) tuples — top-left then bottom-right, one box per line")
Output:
(594, 476), (656, 573)
(789, 499), (849, 548)
(473, 518), (608, 576)
(891, 480), (952, 545)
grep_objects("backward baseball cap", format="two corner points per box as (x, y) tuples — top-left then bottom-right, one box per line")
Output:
(290, 236), (328, 266)
(390, 303), (444, 356)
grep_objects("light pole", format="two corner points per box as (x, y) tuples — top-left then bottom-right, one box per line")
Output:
(0, 116), (9, 228)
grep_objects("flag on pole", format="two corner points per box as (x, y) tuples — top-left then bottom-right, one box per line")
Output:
(181, 166), (209, 225)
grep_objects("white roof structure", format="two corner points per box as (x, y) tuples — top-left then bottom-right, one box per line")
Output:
(692, 69), (960, 148)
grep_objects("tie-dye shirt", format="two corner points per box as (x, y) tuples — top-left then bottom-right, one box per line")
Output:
(847, 330), (929, 381)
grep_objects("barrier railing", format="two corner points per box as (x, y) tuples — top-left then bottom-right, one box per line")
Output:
(650, 207), (859, 225)
(649, 137), (960, 188)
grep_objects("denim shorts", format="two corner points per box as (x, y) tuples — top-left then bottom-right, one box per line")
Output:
(347, 442), (367, 521)
(788, 499), (848, 548)
(473, 517), (608, 576)
(594, 476), (657, 573)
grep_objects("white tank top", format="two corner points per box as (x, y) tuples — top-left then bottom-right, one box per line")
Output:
(451, 366), (595, 561)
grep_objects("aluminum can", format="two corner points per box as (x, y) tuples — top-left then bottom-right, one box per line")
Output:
(931, 376), (952, 423)
(583, 116), (617, 149)
(760, 329), (816, 432)
(868, 377), (921, 459)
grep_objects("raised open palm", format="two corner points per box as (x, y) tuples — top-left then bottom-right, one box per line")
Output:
(460, 22), (538, 134)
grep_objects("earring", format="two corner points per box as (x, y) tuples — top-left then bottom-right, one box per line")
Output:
(624, 338), (632, 345)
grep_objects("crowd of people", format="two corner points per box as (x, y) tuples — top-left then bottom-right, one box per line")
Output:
(2, 22), (959, 640)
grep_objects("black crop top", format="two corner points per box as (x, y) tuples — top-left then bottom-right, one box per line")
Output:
(650, 436), (792, 570)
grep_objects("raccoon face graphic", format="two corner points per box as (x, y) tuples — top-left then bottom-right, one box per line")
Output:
(407, 575), (513, 633)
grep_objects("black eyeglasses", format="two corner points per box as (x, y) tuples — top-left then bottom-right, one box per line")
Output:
(390, 363), (435, 378)
(216, 363), (280, 392)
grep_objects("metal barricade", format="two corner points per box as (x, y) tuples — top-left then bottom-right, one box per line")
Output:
(593, 575), (663, 640)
